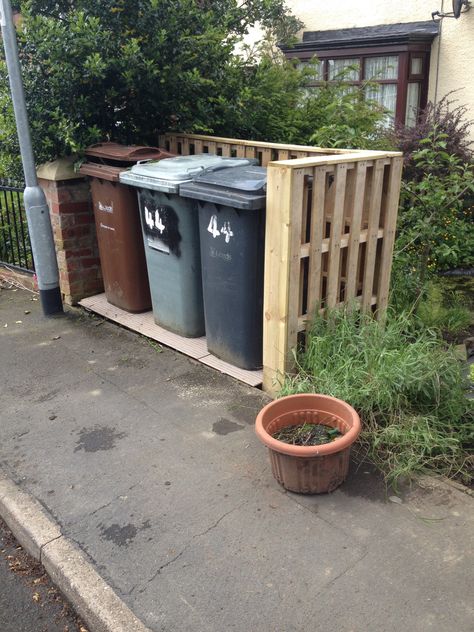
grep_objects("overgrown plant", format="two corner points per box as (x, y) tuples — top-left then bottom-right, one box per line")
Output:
(216, 52), (392, 148)
(281, 307), (473, 487)
(394, 127), (474, 303)
(392, 94), (473, 181)
(308, 67), (393, 150)
(0, 4), (391, 179)
(416, 279), (473, 338)
(0, 0), (302, 178)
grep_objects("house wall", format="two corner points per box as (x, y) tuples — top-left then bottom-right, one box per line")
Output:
(286, 1), (474, 139)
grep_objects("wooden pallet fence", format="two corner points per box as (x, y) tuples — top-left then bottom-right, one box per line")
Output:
(158, 132), (373, 165)
(158, 133), (403, 395)
(263, 152), (403, 395)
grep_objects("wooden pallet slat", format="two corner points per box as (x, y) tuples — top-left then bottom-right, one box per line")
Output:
(377, 156), (404, 317)
(245, 146), (257, 159)
(236, 144), (246, 158)
(180, 137), (190, 156)
(361, 159), (385, 311)
(262, 165), (297, 390)
(300, 227), (384, 258)
(306, 166), (326, 317)
(345, 161), (368, 301)
(168, 135), (178, 154)
(205, 140), (217, 154)
(261, 147), (272, 167)
(326, 163), (348, 308)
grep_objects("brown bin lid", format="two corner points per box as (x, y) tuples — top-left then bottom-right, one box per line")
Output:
(79, 162), (124, 182)
(85, 142), (173, 164)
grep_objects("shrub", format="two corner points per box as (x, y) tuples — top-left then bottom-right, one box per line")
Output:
(281, 307), (473, 487)
(307, 74), (394, 150)
(0, 0), (301, 177)
(392, 93), (473, 181)
(395, 127), (474, 290)
(0, 3), (391, 178)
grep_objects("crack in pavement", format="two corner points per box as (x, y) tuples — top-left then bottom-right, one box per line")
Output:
(84, 482), (141, 520)
(314, 548), (369, 599)
(137, 500), (249, 591)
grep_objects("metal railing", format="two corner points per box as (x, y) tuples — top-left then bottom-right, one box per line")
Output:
(0, 179), (34, 272)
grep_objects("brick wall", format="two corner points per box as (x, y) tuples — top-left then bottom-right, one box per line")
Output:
(38, 173), (103, 305)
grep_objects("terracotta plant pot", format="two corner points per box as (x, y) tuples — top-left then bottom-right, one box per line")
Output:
(255, 394), (361, 494)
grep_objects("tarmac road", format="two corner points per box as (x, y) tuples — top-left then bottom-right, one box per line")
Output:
(0, 519), (86, 632)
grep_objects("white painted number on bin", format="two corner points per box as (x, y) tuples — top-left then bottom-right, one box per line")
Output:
(145, 205), (165, 234)
(207, 215), (220, 239)
(154, 210), (165, 234)
(221, 221), (233, 243)
(145, 206), (154, 230)
(207, 215), (234, 243)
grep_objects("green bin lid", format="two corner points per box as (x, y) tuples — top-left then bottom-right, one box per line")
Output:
(179, 166), (267, 210)
(119, 154), (254, 194)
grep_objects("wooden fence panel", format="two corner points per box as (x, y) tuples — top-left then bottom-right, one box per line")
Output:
(158, 132), (369, 163)
(264, 152), (403, 394)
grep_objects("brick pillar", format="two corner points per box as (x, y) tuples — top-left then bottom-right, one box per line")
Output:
(37, 158), (103, 305)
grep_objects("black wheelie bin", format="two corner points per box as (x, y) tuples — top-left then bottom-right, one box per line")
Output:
(179, 165), (267, 369)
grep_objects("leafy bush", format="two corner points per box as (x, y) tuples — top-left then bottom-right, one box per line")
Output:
(395, 127), (474, 290)
(0, 0), (301, 177)
(281, 307), (473, 486)
(392, 93), (473, 181)
(0, 3), (392, 179)
(307, 72), (393, 150)
(206, 51), (392, 148)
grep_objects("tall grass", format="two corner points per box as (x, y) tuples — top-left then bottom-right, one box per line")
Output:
(281, 308), (473, 486)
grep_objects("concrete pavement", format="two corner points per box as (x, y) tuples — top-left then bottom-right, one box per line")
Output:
(1, 284), (473, 632)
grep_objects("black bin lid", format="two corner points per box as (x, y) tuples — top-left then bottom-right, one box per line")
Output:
(179, 165), (267, 210)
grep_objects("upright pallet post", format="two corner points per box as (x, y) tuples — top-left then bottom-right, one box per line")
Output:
(262, 164), (303, 396)
(377, 156), (404, 320)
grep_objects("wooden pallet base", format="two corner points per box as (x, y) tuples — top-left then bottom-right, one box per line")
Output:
(78, 294), (263, 388)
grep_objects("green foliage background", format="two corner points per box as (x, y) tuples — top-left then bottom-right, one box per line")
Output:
(0, 0), (390, 179)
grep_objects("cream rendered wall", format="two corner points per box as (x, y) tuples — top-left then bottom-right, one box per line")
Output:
(287, 0), (428, 30)
(286, 1), (474, 140)
(428, 11), (474, 110)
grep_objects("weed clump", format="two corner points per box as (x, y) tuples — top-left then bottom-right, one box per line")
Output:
(281, 308), (473, 486)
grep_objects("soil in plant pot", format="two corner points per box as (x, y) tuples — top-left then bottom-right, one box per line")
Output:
(273, 423), (342, 446)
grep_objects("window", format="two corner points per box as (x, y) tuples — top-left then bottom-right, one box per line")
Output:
(299, 52), (429, 126)
(282, 21), (438, 127)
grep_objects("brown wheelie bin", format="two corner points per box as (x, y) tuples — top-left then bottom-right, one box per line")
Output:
(80, 143), (174, 312)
